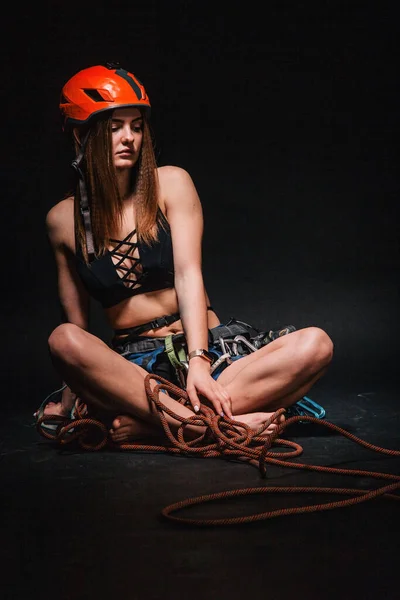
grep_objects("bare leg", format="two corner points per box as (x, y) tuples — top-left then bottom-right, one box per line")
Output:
(217, 327), (333, 414)
(46, 324), (286, 441)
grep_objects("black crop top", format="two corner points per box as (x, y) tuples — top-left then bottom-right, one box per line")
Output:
(75, 209), (175, 308)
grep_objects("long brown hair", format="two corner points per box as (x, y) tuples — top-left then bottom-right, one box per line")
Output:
(73, 110), (160, 262)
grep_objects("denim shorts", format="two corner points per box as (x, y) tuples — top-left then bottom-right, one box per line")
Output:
(123, 345), (180, 385)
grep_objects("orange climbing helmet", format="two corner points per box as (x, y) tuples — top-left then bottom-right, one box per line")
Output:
(60, 62), (151, 130)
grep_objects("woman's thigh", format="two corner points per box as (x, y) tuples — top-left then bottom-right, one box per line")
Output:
(215, 327), (332, 410)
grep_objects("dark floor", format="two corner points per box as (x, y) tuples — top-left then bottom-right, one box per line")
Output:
(2, 376), (400, 600)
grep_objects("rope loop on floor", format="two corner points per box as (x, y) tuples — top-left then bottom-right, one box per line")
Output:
(35, 373), (400, 525)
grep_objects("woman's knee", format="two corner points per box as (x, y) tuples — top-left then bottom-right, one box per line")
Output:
(300, 327), (334, 372)
(48, 323), (86, 364)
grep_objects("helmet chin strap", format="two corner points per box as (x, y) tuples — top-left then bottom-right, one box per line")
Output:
(70, 130), (95, 262)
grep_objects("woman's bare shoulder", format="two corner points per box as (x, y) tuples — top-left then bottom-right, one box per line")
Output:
(157, 165), (193, 186)
(157, 165), (198, 205)
(45, 196), (75, 248)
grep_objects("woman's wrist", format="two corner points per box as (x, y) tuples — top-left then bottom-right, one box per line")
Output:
(188, 355), (212, 371)
(188, 348), (213, 363)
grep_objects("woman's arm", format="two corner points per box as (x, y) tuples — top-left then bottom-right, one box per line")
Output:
(46, 199), (90, 329)
(45, 199), (90, 413)
(161, 166), (232, 417)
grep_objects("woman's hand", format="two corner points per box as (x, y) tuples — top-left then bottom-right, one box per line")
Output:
(185, 359), (232, 418)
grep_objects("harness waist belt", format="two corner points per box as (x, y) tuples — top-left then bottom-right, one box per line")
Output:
(113, 306), (215, 339)
(114, 312), (181, 337)
(113, 332), (186, 356)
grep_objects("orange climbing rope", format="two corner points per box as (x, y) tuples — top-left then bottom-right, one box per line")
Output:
(35, 374), (400, 526)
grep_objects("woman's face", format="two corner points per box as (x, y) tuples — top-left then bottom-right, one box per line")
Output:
(111, 107), (143, 169)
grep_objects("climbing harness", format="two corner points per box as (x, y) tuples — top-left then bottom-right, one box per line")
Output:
(34, 373), (400, 527)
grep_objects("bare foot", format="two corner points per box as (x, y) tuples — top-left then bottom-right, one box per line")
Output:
(110, 415), (164, 444)
(232, 411), (285, 435)
(109, 410), (285, 444)
(34, 401), (70, 419)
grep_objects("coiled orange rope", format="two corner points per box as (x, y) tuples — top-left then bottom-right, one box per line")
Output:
(35, 374), (400, 526)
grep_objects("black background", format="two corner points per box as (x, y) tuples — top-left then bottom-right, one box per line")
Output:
(2, 2), (400, 599)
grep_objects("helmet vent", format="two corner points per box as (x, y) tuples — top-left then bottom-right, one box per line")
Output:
(83, 88), (108, 102)
(115, 69), (143, 100)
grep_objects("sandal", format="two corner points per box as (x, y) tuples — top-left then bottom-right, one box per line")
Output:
(285, 396), (326, 421)
(34, 385), (77, 440)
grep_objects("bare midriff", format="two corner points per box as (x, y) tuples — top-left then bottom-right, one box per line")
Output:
(105, 286), (221, 339)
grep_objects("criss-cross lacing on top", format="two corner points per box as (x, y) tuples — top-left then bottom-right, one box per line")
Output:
(109, 229), (144, 290)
